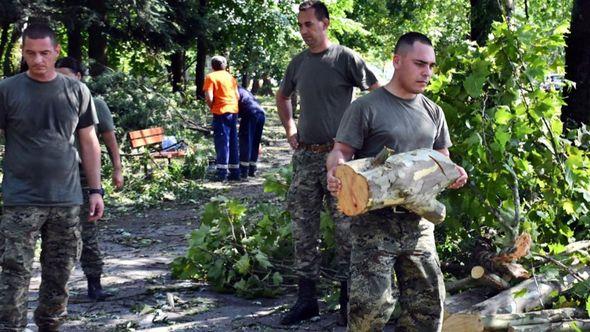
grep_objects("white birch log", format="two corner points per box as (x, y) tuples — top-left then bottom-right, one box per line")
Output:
(508, 319), (590, 332)
(467, 265), (590, 315)
(335, 148), (460, 223)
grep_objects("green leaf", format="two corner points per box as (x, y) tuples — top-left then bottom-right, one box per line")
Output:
(272, 272), (283, 286)
(494, 106), (513, 125)
(563, 200), (575, 215)
(586, 294), (590, 317)
(235, 254), (251, 274)
(513, 288), (528, 299)
(254, 251), (272, 269)
(463, 73), (486, 98)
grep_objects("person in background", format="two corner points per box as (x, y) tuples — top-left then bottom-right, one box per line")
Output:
(204, 55), (240, 181)
(0, 23), (103, 331)
(238, 85), (266, 178)
(56, 56), (123, 301)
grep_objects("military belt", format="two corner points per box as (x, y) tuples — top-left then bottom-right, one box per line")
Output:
(298, 141), (334, 153)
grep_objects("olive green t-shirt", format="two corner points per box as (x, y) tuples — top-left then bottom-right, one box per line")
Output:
(79, 96), (114, 187)
(336, 87), (451, 159)
(0, 73), (97, 206)
(279, 44), (378, 144)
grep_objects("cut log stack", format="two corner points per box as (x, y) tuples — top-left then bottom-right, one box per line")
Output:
(443, 264), (590, 332)
(334, 148), (460, 223)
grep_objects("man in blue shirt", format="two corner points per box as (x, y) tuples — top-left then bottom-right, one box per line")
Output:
(238, 86), (266, 178)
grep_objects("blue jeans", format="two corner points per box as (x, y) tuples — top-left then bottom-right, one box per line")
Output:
(212, 113), (240, 180)
(238, 111), (265, 176)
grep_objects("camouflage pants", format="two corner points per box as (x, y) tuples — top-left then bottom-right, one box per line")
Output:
(348, 209), (445, 332)
(0, 206), (81, 332)
(80, 195), (104, 278)
(288, 149), (351, 280)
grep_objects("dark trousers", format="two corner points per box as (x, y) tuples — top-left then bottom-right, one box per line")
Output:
(239, 111), (265, 176)
(213, 113), (240, 180)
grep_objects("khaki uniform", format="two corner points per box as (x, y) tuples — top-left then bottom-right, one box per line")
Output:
(348, 210), (444, 331)
(0, 206), (81, 331)
(288, 149), (351, 280)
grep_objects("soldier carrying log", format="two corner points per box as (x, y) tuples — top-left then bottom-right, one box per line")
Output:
(326, 32), (468, 331)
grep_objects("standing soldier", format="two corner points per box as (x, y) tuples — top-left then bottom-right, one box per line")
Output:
(276, 0), (379, 325)
(56, 56), (124, 301)
(238, 85), (265, 178)
(204, 55), (241, 181)
(326, 32), (468, 331)
(0, 23), (103, 331)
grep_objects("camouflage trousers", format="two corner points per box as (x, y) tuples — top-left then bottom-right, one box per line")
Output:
(288, 149), (351, 281)
(348, 209), (445, 332)
(80, 195), (104, 278)
(0, 206), (81, 332)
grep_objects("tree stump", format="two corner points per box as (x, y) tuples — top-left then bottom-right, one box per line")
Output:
(334, 148), (460, 223)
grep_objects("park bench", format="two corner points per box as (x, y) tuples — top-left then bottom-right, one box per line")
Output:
(128, 127), (187, 174)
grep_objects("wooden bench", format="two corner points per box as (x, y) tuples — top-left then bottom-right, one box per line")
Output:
(128, 127), (187, 175)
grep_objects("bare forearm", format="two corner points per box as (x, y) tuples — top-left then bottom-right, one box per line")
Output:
(80, 135), (102, 188)
(101, 131), (122, 170)
(276, 90), (296, 134)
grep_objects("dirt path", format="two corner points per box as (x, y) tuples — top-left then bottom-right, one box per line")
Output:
(24, 113), (358, 331)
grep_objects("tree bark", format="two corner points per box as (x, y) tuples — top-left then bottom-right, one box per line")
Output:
(470, 0), (503, 45)
(444, 308), (587, 332)
(562, 0), (590, 124)
(467, 265), (590, 315)
(508, 319), (590, 332)
(88, 0), (108, 76)
(66, 19), (83, 61)
(0, 22), (10, 68)
(170, 50), (185, 92)
(195, 0), (208, 100)
(334, 148), (460, 223)
(3, 24), (21, 76)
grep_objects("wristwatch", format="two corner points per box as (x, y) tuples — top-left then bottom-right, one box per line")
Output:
(87, 188), (105, 197)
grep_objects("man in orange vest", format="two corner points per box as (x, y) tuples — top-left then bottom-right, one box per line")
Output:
(203, 55), (240, 181)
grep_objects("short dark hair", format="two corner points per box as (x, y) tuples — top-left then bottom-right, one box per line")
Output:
(211, 55), (227, 71)
(56, 56), (85, 77)
(394, 32), (433, 55)
(299, 0), (329, 21)
(22, 23), (57, 46)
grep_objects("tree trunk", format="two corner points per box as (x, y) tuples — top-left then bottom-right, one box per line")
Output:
(195, 0), (208, 100)
(562, 0), (590, 124)
(259, 76), (274, 96)
(3, 24), (21, 76)
(466, 265), (590, 315)
(66, 19), (83, 61)
(241, 72), (249, 89)
(444, 308), (586, 332)
(170, 50), (185, 92)
(0, 22), (10, 69)
(508, 319), (590, 332)
(470, 0), (503, 45)
(88, 0), (108, 76)
(251, 76), (260, 95)
(334, 148), (460, 223)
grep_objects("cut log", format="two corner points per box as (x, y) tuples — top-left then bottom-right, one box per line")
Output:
(444, 287), (497, 318)
(564, 240), (590, 255)
(473, 237), (530, 280)
(334, 148), (460, 223)
(446, 268), (509, 294)
(508, 319), (590, 332)
(444, 308), (586, 332)
(467, 265), (590, 315)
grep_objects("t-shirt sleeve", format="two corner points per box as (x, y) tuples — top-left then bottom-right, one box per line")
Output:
(347, 51), (378, 91)
(433, 105), (452, 150)
(335, 101), (368, 150)
(279, 59), (297, 98)
(95, 98), (115, 133)
(76, 84), (98, 129)
(203, 75), (213, 92)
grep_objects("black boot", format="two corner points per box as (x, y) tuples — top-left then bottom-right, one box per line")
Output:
(336, 280), (348, 326)
(87, 275), (112, 301)
(280, 278), (319, 325)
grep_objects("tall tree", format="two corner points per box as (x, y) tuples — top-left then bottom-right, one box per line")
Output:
(88, 0), (108, 76)
(562, 0), (590, 124)
(470, 0), (503, 45)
